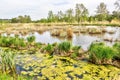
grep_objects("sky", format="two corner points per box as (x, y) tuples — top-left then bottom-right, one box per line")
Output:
(0, 0), (118, 20)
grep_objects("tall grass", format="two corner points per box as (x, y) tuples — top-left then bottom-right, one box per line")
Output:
(0, 49), (16, 74)
(0, 36), (26, 49)
(27, 35), (36, 43)
(89, 42), (117, 64)
(113, 42), (120, 59)
(43, 44), (54, 54)
(58, 41), (72, 52)
(0, 73), (32, 80)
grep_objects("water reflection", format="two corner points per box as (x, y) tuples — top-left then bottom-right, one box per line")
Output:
(1, 26), (120, 50)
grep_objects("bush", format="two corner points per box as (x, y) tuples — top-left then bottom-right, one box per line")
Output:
(58, 41), (72, 52)
(89, 42), (116, 64)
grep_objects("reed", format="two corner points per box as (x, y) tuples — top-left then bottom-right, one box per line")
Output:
(0, 49), (16, 75)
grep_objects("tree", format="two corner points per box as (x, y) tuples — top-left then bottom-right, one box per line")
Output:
(57, 11), (64, 22)
(75, 4), (89, 25)
(65, 8), (74, 24)
(11, 15), (31, 23)
(114, 0), (120, 12)
(96, 2), (109, 21)
(47, 10), (55, 22)
(24, 15), (31, 23)
(11, 18), (19, 23)
(112, 0), (120, 20)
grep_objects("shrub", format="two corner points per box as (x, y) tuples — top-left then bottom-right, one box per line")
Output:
(58, 41), (72, 52)
(89, 42), (116, 64)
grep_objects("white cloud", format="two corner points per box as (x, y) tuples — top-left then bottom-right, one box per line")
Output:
(0, 0), (117, 20)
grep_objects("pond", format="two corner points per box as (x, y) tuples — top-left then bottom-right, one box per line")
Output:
(29, 26), (120, 50)
(15, 53), (120, 80)
(2, 26), (120, 51)
(1, 26), (120, 79)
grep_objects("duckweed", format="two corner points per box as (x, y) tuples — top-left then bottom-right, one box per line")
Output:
(16, 53), (120, 80)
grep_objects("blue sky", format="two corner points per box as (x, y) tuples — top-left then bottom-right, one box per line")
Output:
(0, 0), (117, 20)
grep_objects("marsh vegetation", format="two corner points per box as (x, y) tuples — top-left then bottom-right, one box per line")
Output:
(0, 0), (120, 79)
(0, 24), (120, 80)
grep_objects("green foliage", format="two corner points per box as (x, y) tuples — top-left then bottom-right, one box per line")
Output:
(75, 3), (89, 24)
(0, 49), (16, 74)
(35, 42), (42, 48)
(58, 41), (72, 52)
(27, 36), (36, 43)
(72, 46), (81, 51)
(71, 46), (81, 58)
(113, 42), (120, 59)
(96, 2), (109, 21)
(0, 73), (32, 80)
(43, 44), (54, 53)
(71, 52), (79, 58)
(14, 38), (26, 48)
(0, 36), (26, 49)
(89, 42), (116, 64)
(89, 42), (104, 51)
(11, 15), (31, 23)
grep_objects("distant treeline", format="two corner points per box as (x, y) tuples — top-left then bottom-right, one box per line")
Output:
(0, 0), (120, 24)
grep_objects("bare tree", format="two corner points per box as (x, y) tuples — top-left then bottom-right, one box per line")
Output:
(114, 0), (120, 12)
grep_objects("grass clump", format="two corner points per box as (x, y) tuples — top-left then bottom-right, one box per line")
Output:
(113, 42), (120, 59)
(27, 35), (35, 43)
(0, 36), (26, 49)
(58, 41), (72, 52)
(71, 46), (81, 58)
(89, 42), (117, 64)
(0, 49), (16, 74)
(43, 44), (54, 54)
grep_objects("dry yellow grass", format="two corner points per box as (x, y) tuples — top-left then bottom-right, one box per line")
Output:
(67, 28), (73, 38)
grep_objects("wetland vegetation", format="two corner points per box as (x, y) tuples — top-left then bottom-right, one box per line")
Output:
(0, 0), (120, 80)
